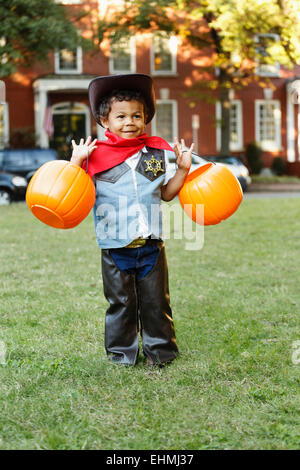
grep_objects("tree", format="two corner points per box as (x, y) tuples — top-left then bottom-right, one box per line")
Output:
(97, 0), (300, 156)
(0, 0), (91, 78)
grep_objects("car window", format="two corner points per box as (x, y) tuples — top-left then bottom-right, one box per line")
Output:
(222, 157), (235, 164)
(35, 151), (57, 164)
(4, 151), (32, 166)
(2, 149), (57, 167)
(218, 157), (232, 164)
(0, 151), (4, 166)
(221, 157), (243, 165)
(202, 156), (243, 166)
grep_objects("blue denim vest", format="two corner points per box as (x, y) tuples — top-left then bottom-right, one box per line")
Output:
(93, 147), (173, 249)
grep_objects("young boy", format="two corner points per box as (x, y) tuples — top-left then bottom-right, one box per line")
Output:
(71, 74), (193, 366)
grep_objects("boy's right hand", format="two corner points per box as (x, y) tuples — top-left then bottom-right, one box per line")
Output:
(70, 136), (98, 167)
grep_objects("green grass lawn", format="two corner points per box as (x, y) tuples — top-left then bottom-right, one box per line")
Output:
(251, 174), (300, 184)
(0, 198), (300, 450)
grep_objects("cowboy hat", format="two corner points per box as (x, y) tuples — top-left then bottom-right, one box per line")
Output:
(88, 74), (156, 127)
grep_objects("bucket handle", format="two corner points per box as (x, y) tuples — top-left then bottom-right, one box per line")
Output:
(85, 149), (89, 174)
(177, 150), (216, 169)
(175, 150), (216, 171)
(192, 151), (216, 165)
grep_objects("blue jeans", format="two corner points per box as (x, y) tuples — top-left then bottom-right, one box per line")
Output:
(109, 242), (159, 280)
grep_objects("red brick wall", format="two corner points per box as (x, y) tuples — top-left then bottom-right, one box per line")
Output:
(3, 0), (300, 173)
(286, 162), (300, 177)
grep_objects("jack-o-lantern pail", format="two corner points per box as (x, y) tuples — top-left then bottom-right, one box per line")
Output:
(178, 162), (243, 225)
(26, 160), (96, 229)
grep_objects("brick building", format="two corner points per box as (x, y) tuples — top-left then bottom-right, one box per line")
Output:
(1, 0), (300, 173)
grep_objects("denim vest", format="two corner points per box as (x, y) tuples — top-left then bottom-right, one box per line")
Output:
(93, 147), (173, 249)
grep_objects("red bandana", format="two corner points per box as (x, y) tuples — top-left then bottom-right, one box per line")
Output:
(82, 130), (174, 177)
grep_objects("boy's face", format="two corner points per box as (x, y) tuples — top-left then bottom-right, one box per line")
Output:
(100, 100), (146, 139)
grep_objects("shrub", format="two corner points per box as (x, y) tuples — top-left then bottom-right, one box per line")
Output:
(271, 156), (286, 176)
(10, 127), (37, 149)
(245, 142), (263, 174)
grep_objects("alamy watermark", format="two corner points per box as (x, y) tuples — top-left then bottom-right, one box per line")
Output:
(0, 341), (6, 365)
(291, 340), (300, 365)
(94, 198), (205, 251)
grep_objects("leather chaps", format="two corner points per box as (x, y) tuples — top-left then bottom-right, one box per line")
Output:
(101, 241), (178, 365)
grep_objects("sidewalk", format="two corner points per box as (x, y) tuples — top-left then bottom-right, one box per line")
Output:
(248, 182), (300, 192)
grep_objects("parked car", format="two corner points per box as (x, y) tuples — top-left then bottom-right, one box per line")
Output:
(201, 155), (251, 191)
(166, 152), (208, 174)
(0, 171), (27, 205)
(0, 148), (58, 183)
(166, 151), (251, 192)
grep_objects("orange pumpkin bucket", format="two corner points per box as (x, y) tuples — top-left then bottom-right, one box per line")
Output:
(178, 162), (243, 225)
(26, 160), (96, 229)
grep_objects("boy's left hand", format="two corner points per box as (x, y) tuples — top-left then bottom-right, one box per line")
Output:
(71, 136), (98, 167)
(173, 138), (194, 173)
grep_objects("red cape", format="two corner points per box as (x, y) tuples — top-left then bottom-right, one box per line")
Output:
(82, 130), (174, 177)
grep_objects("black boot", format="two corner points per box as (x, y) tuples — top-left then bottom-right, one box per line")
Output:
(137, 242), (178, 365)
(101, 249), (139, 365)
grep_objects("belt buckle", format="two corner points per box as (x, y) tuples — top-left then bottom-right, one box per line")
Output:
(127, 238), (147, 248)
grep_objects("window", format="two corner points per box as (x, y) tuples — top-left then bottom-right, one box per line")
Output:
(0, 102), (9, 149)
(255, 100), (281, 151)
(52, 101), (90, 136)
(55, 47), (82, 74)
(255, 34), (280, 77)
(51, 102), (91, 157)
(216, 100), (243, 151)
(99, 0), (134, 17)
(109, 35), (136, 74)
(104, 0), (132, 5)
(151, 33), (177, 75)
(152, 100), (178, 143)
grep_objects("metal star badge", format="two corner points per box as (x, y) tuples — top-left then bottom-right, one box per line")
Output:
(144, 155), (164, 177)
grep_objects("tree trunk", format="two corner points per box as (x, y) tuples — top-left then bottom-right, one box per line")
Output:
(219, 81), (231, 157)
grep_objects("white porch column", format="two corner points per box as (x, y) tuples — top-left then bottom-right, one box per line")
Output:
(192, 115), (200, 154)
(286, 83), (295, 162)
(33, 85), (49, 148)
(287, 80), (300, 162)
(33, 88), (40, 147)
(39, 89), (48, 148)
(298, 103), (300, 161)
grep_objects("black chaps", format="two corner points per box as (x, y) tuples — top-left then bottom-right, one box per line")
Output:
(101, 241), (178, 365)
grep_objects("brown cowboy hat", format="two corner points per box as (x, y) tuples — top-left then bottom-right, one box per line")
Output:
(88, 73), (156, 127)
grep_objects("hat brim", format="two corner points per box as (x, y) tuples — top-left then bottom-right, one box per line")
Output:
(88, 74), (156, 127)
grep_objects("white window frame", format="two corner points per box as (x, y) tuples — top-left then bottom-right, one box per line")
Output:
(151, 99), (178, 144)
(99, 0), (134, 17)
(151, 33), (177, 76)
(254, 33), (280, 77)
(103, 0), (132, 5)
(54, 47), (82, 74)
(255, 99), (281, 151)
(55, 1), (82, 4)
(109, 35), (136, 74)
(216, 100), (243, 151)
(0, 102), (9, 149)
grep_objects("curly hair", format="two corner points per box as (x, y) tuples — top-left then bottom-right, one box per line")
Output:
(96, 89), (149, 124)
